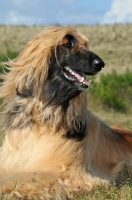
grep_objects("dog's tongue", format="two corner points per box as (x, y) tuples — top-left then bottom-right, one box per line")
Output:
(73, 70), (89, 85)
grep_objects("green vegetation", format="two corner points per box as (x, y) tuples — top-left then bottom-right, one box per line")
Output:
(89, 70), (132, 112)
(0, 50), (18, 82)
(0, 49), (18, 62)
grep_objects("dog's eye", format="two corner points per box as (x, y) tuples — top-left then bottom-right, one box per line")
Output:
(63, 41), (75, 48)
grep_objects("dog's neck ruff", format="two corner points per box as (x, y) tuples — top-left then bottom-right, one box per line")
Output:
(3, 91), (88, 141)
(37, 91), (88, 140)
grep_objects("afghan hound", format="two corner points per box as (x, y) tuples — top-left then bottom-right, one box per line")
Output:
(0, 26), (132, 199)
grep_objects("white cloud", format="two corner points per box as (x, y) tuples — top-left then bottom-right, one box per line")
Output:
(5, 11), (36, 25)
(6, 11), (18, 24)
(102, 0), (132, 24)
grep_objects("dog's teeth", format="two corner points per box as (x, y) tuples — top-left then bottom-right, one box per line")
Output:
(87, 80), (91, 85)
(69, 69), (74, 75)
(65, 67), (74, 74)
(80, 77), (84, 82)
(65, 67), (70, 71)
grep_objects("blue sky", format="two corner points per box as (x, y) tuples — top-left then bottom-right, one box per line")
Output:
(0, 0), (132, 25)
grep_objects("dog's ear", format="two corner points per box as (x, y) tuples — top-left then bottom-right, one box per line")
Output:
(16, 74), (34, 98)
(112, 124), (132, 143)
(16, 77), (33, 98)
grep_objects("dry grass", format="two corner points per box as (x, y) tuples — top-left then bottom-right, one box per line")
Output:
(0, 24), (132, 199)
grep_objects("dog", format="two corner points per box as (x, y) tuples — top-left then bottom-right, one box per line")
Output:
(0, 26), (132, 199)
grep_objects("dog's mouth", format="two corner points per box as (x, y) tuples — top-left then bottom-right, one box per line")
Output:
(62, 66), (90, 89)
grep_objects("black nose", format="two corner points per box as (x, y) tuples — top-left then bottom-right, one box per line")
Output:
(93, 58), (105, 70)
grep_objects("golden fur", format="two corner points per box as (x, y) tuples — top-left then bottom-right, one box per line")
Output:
(0, 26), (132, 199)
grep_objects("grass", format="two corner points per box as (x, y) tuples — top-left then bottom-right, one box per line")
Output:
(0, 24), (132, 199)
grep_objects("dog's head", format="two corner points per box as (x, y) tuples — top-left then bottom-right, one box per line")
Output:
(43, 28), (105, 108)
(52, 32), (105, 90)
(1, 27), (105, 108)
